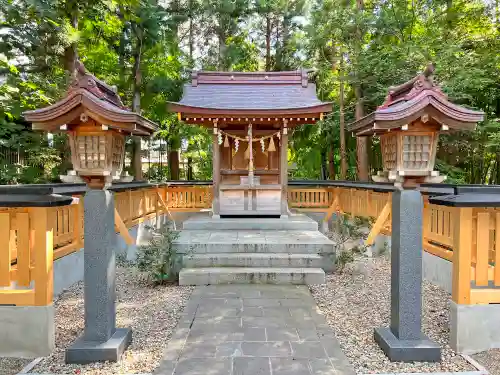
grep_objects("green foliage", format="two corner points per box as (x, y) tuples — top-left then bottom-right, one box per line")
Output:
(135, 225), (181, 284)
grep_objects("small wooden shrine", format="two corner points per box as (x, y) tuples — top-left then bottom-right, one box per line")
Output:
(24, 61), (158, 187)
(348, 64), (484, 185)
(169, 70), (332, 217)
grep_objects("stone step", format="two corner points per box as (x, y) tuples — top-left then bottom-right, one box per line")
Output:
(183, 253), (325, 268)
(179, 267), (326, 285)
(173, 230), (335, 255)
(183, 214), (318, 231)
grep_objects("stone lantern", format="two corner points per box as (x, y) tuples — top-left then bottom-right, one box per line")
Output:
(348, 64), (484, 362)
(349, 64), (482, 187)
(24, 61), (158, 363)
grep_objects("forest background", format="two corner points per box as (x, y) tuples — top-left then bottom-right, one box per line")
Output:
(0, 0), (499, 184)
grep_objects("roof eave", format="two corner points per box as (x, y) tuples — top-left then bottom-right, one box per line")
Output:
(167, 102), (333, 116)
(24, 90), (158, 135)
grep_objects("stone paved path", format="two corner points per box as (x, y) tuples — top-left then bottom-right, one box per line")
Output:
(154, 285), (355, 375)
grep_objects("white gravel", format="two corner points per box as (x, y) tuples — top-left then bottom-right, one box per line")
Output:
(27, 266), (193, 374)
(310, 255), (474, 374)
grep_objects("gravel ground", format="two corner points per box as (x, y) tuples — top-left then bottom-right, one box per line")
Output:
(0, 357), (31, 375)
(24, 266), (193, 375)
(310, 255), (475, 374)
(472, 350), (500, 375)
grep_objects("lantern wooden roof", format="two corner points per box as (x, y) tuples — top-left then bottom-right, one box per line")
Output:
(23, 61), (158, 135)
(348, 64), (484, 136)
(168, 70), (332, 127)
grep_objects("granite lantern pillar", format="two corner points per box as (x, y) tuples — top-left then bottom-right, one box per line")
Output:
(373, 188), (441, 361)
(347, 63), (484, 362)
(23, 61), (158, 363)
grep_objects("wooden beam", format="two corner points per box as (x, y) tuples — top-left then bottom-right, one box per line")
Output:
(156, 189), (176, 230)
(0, 213), (11, 287)
(323, 191), (340, 224)
(16, 212), (31, 287)
(32, 207), (54, 306)
(452, 207), (473, 304)
(280, 121), (289, 216)
(475, 213), (490, 286)
(114, 208), (135, 246)
(365, 201), (391, 246)
(213, 122), (221, 216)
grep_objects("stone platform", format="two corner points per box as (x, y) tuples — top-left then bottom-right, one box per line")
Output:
(175, 215), (336, 285)
(154, 284), (354, 375)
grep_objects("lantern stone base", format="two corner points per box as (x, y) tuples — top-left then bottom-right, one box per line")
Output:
(372, 170), (446, 184)
(374, 327), (441, 362)
(60, 170), (84, 183)
(65, 328), (132, 364)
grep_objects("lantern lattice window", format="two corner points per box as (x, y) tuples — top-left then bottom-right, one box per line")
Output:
(402, 135), (431, 170)
(381, 135), (397, 170)
(76, 135), (107, 169)
(111, 134), (125, 172)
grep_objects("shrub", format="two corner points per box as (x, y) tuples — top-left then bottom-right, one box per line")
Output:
(135, 224), (180, 284)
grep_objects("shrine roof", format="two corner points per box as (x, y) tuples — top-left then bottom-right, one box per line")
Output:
(24, 61), (158, 135)
(348, 64), (484, 136)
(168, 70), (332, 116)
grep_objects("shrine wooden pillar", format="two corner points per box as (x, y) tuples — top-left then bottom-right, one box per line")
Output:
(280, 120), (288, 217)
(212, 121), (221, 218)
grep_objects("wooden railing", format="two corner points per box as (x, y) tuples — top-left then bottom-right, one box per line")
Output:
(0, 183), (212, 306)
(1, 181), (498, 306)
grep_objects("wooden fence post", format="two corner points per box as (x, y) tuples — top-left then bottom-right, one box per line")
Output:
(0, 212), (11, 287)
(452, 207), (473, 304)
(32, 207), (54, 306)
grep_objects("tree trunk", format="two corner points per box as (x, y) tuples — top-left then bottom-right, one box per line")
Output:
(188, 0), (194, 64)
(328, 147), (336, 180)
(187, 157), (193, 180)
(218, 29), (227, 70)
(64, 2), (78, 74)
(339, 52), (347, 180)
(131, 27), (143, 181)
(169, 150), (180, 180)
(354, 0), (369, 181)
(265, 15), (271, 71)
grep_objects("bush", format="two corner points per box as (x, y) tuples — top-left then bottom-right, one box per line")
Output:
(135, 224), (180, 284)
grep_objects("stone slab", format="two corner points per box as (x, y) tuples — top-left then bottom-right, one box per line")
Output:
(183, 214), (318, 231)
(174, 230), (335, 255)
(179, 267), (326, 285)
(374, 327), (441, 362)
(450, 300), (500, 354)
(65, 327), (132, 364)
(0, 305), (54, 358)
(183, 253), (325, 268)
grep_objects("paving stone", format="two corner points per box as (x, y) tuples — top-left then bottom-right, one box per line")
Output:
(290, 341), (328, 358)
(309, 359), (338, 375)
(187, 327), (266, 342)
(270, 358), (311, 375)
(172, 358), (232, 375)
(180, 342), (217, 358)
(215, 342), (243, 357)
(238, 306), (264, 316)
(243, 316), (288, 328)
(241, 341), (292, 357)
(233, 357), (272, 375)
(262, 307), (291, 317)
(243, 298), (281, 307)
(296, 328), (320, 342)
(266, 327), (299, 341)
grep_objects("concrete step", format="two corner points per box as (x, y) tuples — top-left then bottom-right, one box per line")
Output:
(173, 230), (335, 255)
(183, 214), (318, 231)
(183, 253), (325, 268)
(179, 267), (326, 285)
